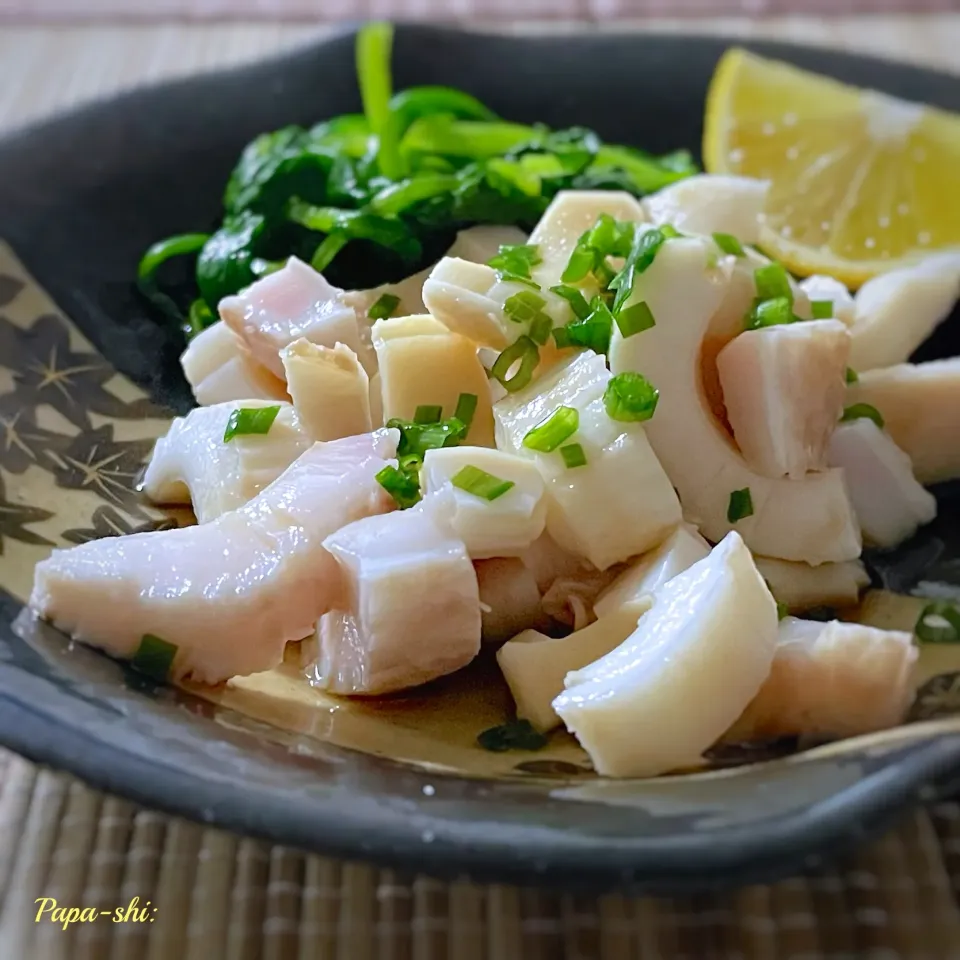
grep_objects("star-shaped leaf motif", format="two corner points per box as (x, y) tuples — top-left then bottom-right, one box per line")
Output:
(0, 472), (54, 554)
(62, 505), (177, 545)
(43, 424), (155, 519)
(0, 312), (163, 430)
(0, 389), (71, 475)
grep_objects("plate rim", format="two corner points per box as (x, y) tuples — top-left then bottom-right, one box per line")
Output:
(4, 665), (960, 893)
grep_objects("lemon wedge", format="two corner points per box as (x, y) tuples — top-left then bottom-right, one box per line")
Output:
(704, 48), (960, 287)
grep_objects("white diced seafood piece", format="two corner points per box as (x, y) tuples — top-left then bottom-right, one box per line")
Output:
(219, 256), (372, 379)
(726, 617), (916, 741)
(497, 600), (650, 733)
(799, 275), (855, 326)
(315, 494), (481, 695)
(717, 319), (850, 478)
(527, 190), (648, 292)
(30, 431), (398, 685)
(643, 174), (769, 243)
(420, 446), (546, 559)
(142, 400), (311, 523)
(494, 351), (681, 570)
(474, 557), (549, 645)
(849, 252), (960, 370)
(372, 315), (494, 446)
(848, 358), (960, 485)
(827, 418), (936, 548)
(553, 533), (778, 777)
(754, 556), (870, 613)
(279, 339), (371, 441)
(180, 321), (287, 406)
(609, 233), (860, 564)
(593, 524), (711, 619)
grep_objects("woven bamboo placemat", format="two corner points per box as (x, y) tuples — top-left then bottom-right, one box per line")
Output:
(2, 16), (960, 959)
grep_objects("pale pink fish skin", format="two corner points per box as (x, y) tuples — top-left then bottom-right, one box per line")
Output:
(727, 617), (917, 742)
(717, 319), (850, 479)
(219, 257), (368, 380)
(30, 430), (398, 685)
(313, 494), (481, 696)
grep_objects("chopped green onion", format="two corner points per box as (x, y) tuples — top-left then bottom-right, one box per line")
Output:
(398, 453), (422, 475)
(754, 263), (793, 303)
(659, 224), (682, 240)
(560, 443), (588, 469)
(454, 393), (478, 429)
(603, 372), (658, 423)
(223, 405), (281, 442)
(590, 215), (636, 258)
(552, 296), (613, 354)
(477, 719), (548, 752)
(376, 464), (421, 509)
(522, 406), (579, 453)
(594, 259), (616, 289)
(713, 232), (745, 257)
(845, 367), (859, 384)
(497, 272), (541, 290)
(915, 601), (960, 644)
(388, 416), (468, 459)
(131, 634), (178, 683)
(776, 600), (789, 621)
(488, 243), (541, 280)
(503, 290), (547, 324)
(615, 299), (656, 338)
(746, 296), (798, 330)
(585, 213), (619, 254)
(452, 465), (515, 502)
(503, 290), (552, 344)
(727, 488), (754, 523)
(609, 227), (669, 314)
(412, 420), (467, 451)
(840, 403), (885, 429)
(561, 237), (598, 284)
(414, 404), (443, 424)
(528, 313), (553, 346)
(558, 216), (637, 287)
(550, 284), (591, 320)
(491, 336), (539, 393)
(368, 292), (401, 320)
(810, 299), (834, 320)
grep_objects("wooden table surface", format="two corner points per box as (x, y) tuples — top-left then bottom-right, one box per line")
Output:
(0, 16), (958, 136)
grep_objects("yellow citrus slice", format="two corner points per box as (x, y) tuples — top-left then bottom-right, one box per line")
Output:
(703, 47), (960, 287)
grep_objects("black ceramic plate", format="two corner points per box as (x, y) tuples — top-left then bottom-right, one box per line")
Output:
(0, 26), (959, 893)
